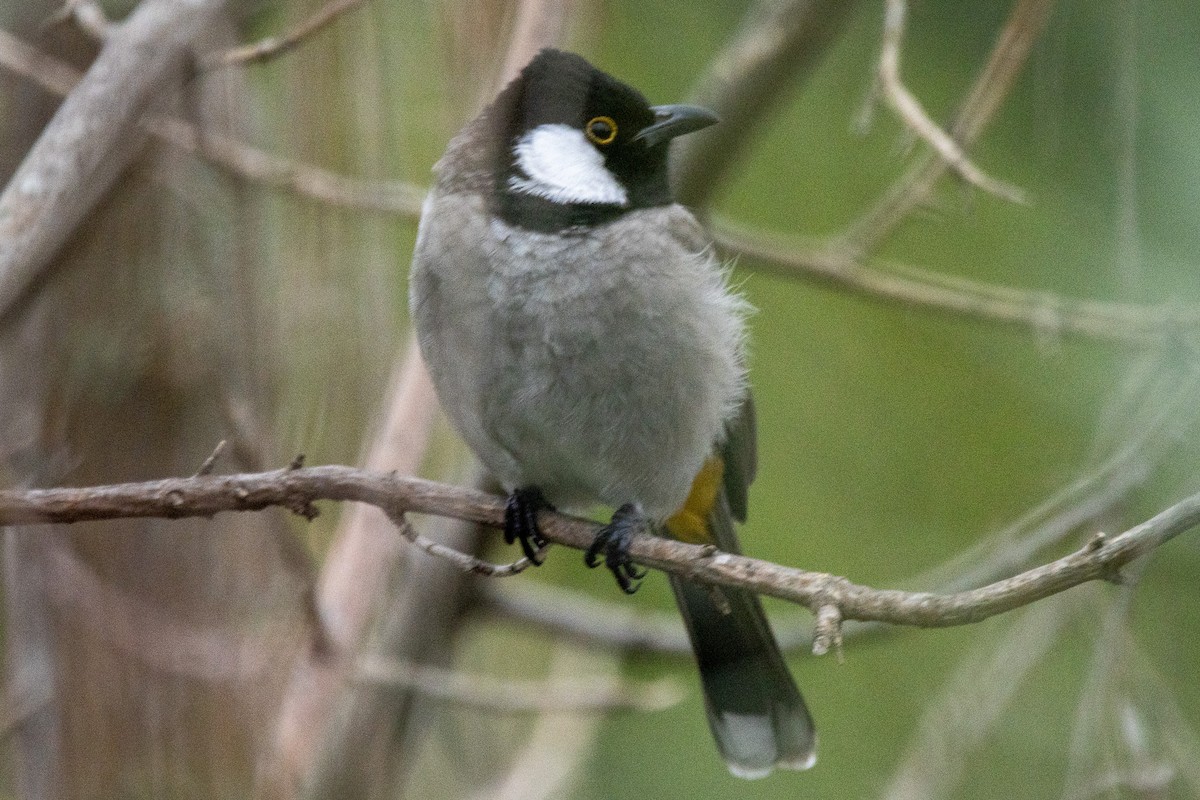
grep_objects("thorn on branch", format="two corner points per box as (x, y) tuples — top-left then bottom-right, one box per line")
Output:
(288, 454), (306, 471)
(1085, 531), (1108, 552)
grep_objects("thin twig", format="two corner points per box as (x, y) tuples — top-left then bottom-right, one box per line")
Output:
(0, 31), (428, 219)
(202, 0), (369, 70)
(481, 580), (691, 653)
(354, 655), (681, 713)
(0, 464), (1195, 630)
(0, 28), (82, 96)
(845, 0), (1055, 253)
(391, 513), (536, 578)
(8, 7), (1181, 351)
(193, 440), (228, 478)
(148, 116), (427, 216)
(876, 0), (1025, 204)
(714, 216), (1200, 346)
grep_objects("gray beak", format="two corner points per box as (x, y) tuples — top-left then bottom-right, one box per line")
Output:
(634, 104), (720, 148)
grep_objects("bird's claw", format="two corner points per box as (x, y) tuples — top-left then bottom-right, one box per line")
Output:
(585, 503), (647, 594)
(505, 486), (552, 564)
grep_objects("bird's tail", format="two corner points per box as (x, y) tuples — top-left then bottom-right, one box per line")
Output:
(668, 494), (816, 779)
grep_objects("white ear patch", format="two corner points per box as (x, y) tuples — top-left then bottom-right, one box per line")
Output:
(508, 124), (628, 206)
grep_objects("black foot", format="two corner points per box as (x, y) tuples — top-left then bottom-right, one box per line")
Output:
(585, 503), (648, 595)
(505, 486), (553, 564)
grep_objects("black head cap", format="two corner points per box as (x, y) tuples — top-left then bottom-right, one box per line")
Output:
(483, 49), (716, 231)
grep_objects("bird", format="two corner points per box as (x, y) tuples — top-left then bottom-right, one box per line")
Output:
(409, 48), (816, 778)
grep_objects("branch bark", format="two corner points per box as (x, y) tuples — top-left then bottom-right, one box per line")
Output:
(1, 464), (1192, 631)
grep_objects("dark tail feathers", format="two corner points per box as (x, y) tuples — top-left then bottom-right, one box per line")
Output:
(669, 500), (816, 778)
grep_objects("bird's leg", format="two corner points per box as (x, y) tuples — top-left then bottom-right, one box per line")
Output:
(504, 486), (552, 564)
(585, 503), (648, 594)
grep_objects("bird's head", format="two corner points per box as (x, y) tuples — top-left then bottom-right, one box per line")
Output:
(483, 49), (718, 230)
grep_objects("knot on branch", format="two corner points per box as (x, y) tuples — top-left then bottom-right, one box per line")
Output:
(162, 489), (186, 518)
(811, 603), (844, 660)
(285, 496), (320, 521)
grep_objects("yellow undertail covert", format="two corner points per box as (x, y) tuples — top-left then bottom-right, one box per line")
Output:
(664, 456), (724, 544)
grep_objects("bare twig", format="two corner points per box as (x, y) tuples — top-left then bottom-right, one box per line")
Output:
(714, 217), (1200, 345)
(810, 604), (843, 657)
(0, 31), (428, 218)
(12, 21), (1174, 354)
(149, 116), (428, 216)
(391, 513), (537, 578)
(875, 0), (1025, 204)
(0, 0), (230, 328)
(193, 440), (228, 478)
(882, 595), (1073, 800)
(0, 28), (82, 96)
(0, 464), (1195, 630)
(481, 580), (691, 653)
(202, 0), (369, 70)
(354, 654), (681, 713)
(6, 3), (1181, 355)
(845, 0), (1055, 253)
(671, 0), (862, 209)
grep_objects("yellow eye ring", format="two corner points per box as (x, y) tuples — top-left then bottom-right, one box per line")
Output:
(585, 116), (618, 146)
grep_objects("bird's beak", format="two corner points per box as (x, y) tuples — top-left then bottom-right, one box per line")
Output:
(634, 104), (720, 148)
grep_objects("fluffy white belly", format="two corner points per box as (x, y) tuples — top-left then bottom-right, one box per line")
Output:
(414, 199), (748, 519)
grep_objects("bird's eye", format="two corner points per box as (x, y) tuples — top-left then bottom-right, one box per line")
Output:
(585, 116), (618, 146)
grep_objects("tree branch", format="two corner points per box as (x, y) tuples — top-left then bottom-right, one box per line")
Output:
(1, 464), (1193, 633)
(844, 0), (1055, 253)
(353, 654), (681, 713)
(874, 0), (1026, 204)
(0, 0), (231, 327)
(0, 28), (428, 221)
(201, 0), (370, 70)
(713, 216), (1200, 346)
